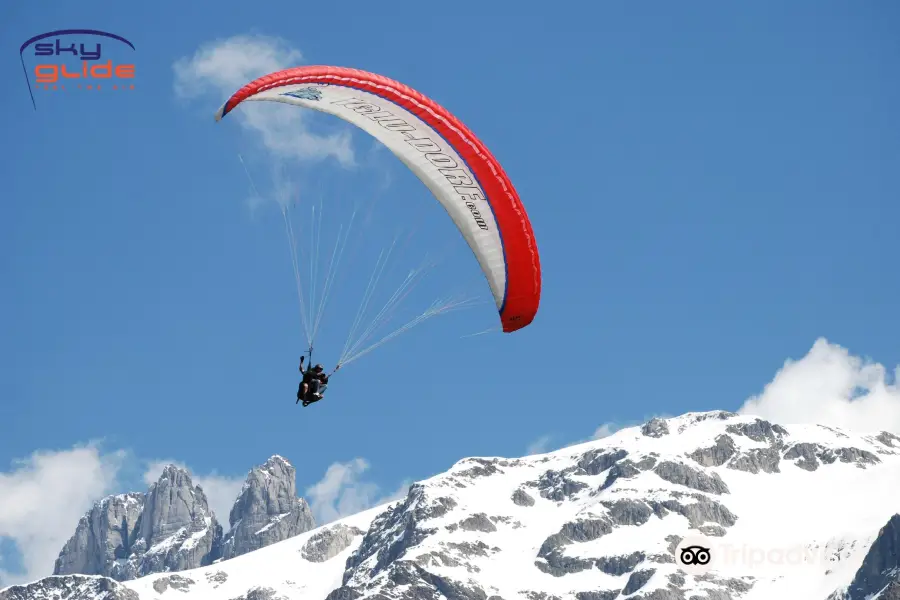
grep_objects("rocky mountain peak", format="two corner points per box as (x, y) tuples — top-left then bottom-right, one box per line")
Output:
(52, 493), (146, 579)
(47, 456), (318, 586)
(156, 463), (187, 482)
(53, 464), (223, 582)
(264, 454), (292, 469)
(140, 465), (218, 545)
(220, 455), (316, 560)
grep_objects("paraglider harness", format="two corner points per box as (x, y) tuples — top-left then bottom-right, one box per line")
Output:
(297, 346), (340, 407)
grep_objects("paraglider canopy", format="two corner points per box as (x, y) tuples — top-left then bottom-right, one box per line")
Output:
(216, 66), (541, 333)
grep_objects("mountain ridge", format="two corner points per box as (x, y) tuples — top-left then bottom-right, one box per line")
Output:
(50, 454), (316, 583)
(3, 410), (899, 600)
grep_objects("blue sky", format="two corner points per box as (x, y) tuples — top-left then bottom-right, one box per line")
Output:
(2, 0), (899, 585)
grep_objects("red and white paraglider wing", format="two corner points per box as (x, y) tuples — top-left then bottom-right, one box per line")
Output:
(215, 66), (540, 332)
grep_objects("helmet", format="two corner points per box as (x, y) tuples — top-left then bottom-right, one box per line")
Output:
(314, 364), (324, 371)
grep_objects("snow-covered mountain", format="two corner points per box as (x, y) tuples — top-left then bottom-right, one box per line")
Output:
(3, 411), (900, 600)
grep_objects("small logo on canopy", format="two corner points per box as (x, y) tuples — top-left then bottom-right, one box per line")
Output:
(281, 87), (322, 101)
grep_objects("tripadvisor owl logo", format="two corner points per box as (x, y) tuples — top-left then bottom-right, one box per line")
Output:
(674, 535), (715, 574)
(674, 534), (829, 573)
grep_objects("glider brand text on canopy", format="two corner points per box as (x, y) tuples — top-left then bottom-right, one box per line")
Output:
(332, 96), (491, 232)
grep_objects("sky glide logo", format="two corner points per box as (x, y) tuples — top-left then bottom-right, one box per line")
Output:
(19, 29), (136, 109)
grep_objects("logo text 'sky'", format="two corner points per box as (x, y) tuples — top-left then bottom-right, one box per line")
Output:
(20, 29), (137, 109)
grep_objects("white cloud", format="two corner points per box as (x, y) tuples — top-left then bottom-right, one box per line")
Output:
(304, 458), (408, 525)
(592, 423), (619, 439)
(381, 478), (413, 504)
(527, 424), (620, 455)
(738, 337), (900, 433)
(173, 34), (354, 167)
(0, 445), (124, 586)
(534, 416), (666, 453)
(526, 435), (553, 456)
(193, 474), (246, 530)
(143, 461), (244, 532)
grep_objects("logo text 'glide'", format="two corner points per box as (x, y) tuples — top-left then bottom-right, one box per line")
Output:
(19, 29), (136, 109)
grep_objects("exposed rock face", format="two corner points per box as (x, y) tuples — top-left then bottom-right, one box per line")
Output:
(134, 466), (223, 576)
(511, 488), (535, 506)
(230, 586), (290, 600)
(301, 524), (364, 562)
(727, 447), (781, 474)
(221, 455), (316, 560)
(453, 458), (504, 480)
(687, 418), (879, 478)
(623, 569), (656, 595)
(642, 418), (670, 438)
(533, 449), (630, 500)
(725, 418), (788, 445)
(535, 519), (645, 577)
(52, 493), (144, 578)
(152, 574), (196, 594)
(600, 459), (643, 491)
(342, 484), (456, 580)
(323, 484), (479, 600)
(783, 443), (880, 471)
(537, 469), (588, 501)
(688, 434), (736, 467)
(875, 431), (900, 449)
(53, 465), (223, 581)
(602, 499), (654, 527)
(835, 514), (900, 600)
(579, 449), (629, 475)
(414, 539), (501, 573)
(646, 494), (737, 530)
(652, 461), (730, 495)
